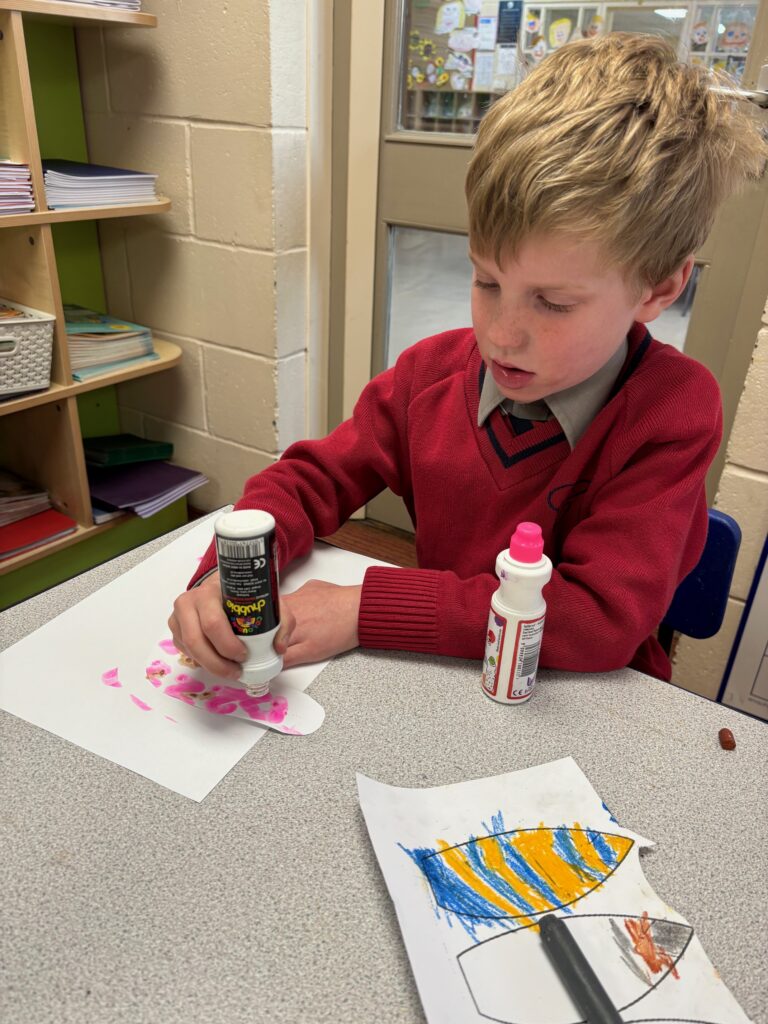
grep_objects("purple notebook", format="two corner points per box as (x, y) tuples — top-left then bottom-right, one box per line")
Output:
(88, 461), (204, 508)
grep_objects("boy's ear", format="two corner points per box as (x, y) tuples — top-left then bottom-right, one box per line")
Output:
(634, 256), (695, 322)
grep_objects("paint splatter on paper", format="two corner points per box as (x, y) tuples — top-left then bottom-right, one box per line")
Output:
(96, 637), (315, 736)
(163, 673), (289, 725)
(145, 660), (172, 687)
(101, 668), (122, 688)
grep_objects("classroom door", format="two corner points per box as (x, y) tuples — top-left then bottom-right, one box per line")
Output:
(332, 0), (768, 532)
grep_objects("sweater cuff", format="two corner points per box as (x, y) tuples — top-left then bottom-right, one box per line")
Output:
(187, 542), (217, 590)
(358, 566), (439, 652)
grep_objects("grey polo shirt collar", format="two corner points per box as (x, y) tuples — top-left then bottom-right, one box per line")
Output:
(477, 337), (629, 449)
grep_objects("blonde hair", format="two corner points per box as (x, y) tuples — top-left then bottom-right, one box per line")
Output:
(466, 34), (767, 286)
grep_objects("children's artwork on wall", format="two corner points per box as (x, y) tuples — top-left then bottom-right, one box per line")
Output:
(358, 757), (751, 1024)
(448, 26), (480, 52)
(0, 513), (389, 801)
(435, 1), (466, 36)
(717, 8), (754, 52)
(690, 18), (710, 50)
(585, 13), (603, 38)
(530, 35), (547, 63)
(548, 17), (572, 49)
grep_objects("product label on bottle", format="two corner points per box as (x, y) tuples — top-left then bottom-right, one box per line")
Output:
(506, 615), (545, 701)
(216, 529), (280, 636)
(482, 610), (545, 703)
(481, 611), (507, 697)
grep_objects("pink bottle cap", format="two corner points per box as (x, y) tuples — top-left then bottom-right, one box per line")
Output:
(509, 522), (544, 563)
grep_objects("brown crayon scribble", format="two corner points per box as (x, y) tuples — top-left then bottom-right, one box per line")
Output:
(625, 911), (680, 979)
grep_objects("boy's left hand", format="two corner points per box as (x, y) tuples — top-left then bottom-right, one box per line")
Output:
(274, 580), (362, 668)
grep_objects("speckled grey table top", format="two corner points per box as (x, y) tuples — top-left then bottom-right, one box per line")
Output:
(1, 522), (766, 1024)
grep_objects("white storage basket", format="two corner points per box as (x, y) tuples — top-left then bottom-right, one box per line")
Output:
(0, 298), (55, 399)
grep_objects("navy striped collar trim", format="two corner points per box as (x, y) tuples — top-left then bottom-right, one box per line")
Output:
(608, 327), (652, 401)
(477, 361), (567, 469)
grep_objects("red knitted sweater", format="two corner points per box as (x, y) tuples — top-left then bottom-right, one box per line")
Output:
(189, 323), (722, 681)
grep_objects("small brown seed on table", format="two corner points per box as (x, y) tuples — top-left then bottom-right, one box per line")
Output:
(718, 727), (736, 750)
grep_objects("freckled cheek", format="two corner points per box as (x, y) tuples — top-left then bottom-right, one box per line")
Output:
(534, 330), (577, 380)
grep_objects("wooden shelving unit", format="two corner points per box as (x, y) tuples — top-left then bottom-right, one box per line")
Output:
(0, 3), (182, 585)
(0, 196), (171, 227)
(0, 0), (156, 28)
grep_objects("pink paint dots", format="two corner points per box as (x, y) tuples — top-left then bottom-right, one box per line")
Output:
(145, 660), (172, 687)
(241, 691), (289, 725)
(205, 685), (240, 715)
(158, 638), (179, 655)
(163, 675), (207, 706)
(130, 695), (152, 711)
(161, 676), (290, 726)
(101, 668), (122, 688)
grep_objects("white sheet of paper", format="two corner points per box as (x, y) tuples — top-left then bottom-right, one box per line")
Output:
(358, 757), (751, 1024)
(472, 50), (495, 91)
(477, 14), (498, 49)
(0, 513), (391, 801)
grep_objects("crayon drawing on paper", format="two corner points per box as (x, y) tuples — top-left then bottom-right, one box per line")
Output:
(357, 758), (751, 1024)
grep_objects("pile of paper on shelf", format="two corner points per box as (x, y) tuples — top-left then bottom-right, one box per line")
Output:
(64, 304), (157, 380)
(43, 159), (157, 209)
(0, 162), (34, 215)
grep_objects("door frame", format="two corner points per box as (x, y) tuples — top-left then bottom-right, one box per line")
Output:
(330, 0), (768, 509)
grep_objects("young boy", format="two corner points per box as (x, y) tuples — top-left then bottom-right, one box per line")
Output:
(170, 34), (766, 683)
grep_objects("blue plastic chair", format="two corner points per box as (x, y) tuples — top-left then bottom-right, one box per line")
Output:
(658, 509), (741, 655)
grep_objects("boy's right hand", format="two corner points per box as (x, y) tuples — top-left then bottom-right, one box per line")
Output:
(168, 572), (247, 681)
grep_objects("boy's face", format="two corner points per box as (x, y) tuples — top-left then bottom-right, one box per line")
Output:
(470, 234), (663, 403)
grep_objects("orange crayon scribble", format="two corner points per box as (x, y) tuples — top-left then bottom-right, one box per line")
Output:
(569, 825), (612, 876)
(512, 828), (593, 904)
(603, 832), (633, 861)
(476, 835), (550, 918)
(625, 911), (680, 979)
(435, 839), (533, 925)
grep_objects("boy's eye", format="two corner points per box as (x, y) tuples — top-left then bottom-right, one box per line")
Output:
(539, 296), (576, 313)
(473, 278), (498, 290)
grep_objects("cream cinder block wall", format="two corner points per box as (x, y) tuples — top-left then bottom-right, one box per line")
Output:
(75, 0), (309, 512)
(672, 295), (768, 699)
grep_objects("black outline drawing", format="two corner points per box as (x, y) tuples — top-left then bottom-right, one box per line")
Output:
(420, 827), (635, 921)
(456, 913), (694, 1024)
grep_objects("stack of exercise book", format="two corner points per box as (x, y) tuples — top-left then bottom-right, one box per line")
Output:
(0, 469), (50, 527)
(42, 159), (157, 209)
(84, 434), (207, 522)
(55, 1), (141, 8)
(0, 161), (34, 215)
(0, 468), (77, 561)
(64, 304), (157, 380)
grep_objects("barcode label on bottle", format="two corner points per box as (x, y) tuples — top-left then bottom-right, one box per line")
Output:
(215, 527), (279, 635)
(507, 615), (545, 701)
(519, 644), (540, 678)
(216, 536), (265, 560)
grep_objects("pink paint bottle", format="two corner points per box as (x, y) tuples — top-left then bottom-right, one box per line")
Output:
(481, 522), (552, 705)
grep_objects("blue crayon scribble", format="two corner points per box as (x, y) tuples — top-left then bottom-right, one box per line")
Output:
(602, 800), (619, 824)
(586, 827), (619, 867)
(399, 813), (633, 943)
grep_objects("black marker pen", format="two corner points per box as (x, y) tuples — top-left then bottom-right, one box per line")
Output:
(539, 913), (623, 1024)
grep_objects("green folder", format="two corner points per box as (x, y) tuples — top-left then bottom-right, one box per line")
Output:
(83, 433), (173, 467)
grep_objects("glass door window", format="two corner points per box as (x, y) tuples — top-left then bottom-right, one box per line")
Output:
(396, 0), (759, 136)
(385, 227), (472, 369)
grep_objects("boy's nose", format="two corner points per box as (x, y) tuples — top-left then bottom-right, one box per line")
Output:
(489, 315), (528, 352)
